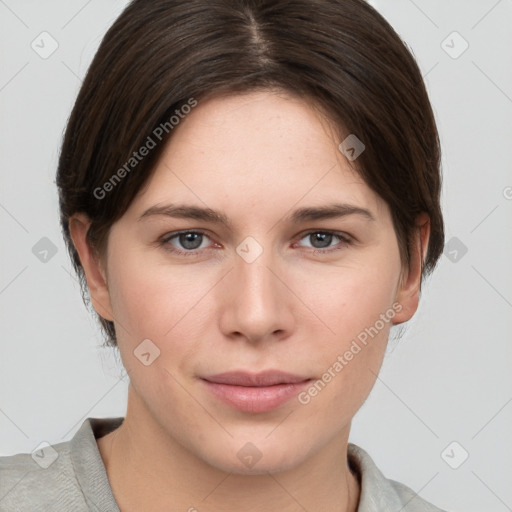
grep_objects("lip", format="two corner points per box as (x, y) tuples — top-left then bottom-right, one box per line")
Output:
(201, 370), (312, 413)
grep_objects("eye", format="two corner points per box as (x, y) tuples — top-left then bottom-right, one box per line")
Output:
(160, 230), (214, 256)
(295, 230), (352, 253)
(159, 229), (353, 257)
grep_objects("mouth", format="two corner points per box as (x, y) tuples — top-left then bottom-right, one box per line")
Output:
(200, 370), (313, 413)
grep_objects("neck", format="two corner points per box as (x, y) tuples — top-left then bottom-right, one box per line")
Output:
(97, 388), (360, 512)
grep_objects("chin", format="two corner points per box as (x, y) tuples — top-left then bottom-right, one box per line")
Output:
(197, 436), (315, 476)
(211, 454), (304, 476)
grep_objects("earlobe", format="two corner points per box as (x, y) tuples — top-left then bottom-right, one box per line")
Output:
(68, 213), (115, 322)
(392, 213), (430, 325)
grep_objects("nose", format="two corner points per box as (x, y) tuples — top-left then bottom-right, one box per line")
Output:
(219, 241), (295, 344)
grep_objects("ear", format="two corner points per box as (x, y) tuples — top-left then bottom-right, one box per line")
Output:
(391, 212), (430, 325)
(68, 213), (114, 322)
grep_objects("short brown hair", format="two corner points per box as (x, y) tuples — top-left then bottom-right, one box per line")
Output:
(56, 0), (444, 348)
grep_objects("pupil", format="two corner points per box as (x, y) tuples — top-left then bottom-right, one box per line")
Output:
(181, 233), (201, 250)
(312, 232), (331, 248)
(177, 233), (332, 251)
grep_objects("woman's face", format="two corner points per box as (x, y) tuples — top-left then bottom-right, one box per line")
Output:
(79, 90), (423, 474)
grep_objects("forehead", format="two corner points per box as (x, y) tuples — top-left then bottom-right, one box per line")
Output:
(128, 90), (389, 223)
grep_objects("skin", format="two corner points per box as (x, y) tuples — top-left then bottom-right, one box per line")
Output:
(70, 89), (429, 512)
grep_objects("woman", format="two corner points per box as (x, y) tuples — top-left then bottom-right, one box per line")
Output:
(0, 0), (449, 510)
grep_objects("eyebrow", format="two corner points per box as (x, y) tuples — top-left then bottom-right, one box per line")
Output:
(138, 202), (375, 227)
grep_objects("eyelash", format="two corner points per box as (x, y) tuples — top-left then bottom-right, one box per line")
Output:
(158, 229), (353, 257)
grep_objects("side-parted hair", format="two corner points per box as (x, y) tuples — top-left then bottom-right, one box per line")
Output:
(56, 0), (444, 347)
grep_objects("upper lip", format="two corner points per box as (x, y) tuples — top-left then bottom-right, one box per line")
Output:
(202, 370), (311, 387)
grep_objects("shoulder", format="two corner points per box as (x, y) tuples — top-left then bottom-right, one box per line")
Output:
(0, 438), (86, 511)
(348, 443), (451, 512)
(0, 417), (122, 512)
(386, 478), (449, 512)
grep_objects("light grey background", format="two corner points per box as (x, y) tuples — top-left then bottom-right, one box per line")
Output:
(1, 1), (511, 511)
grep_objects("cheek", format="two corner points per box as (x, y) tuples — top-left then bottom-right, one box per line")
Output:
(107, 250), (203, 337)
(106, 249), (218, 379)
(295, 253), (401, 408)
(310, 257), (400, 344)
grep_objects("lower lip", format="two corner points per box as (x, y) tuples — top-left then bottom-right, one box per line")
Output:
(201, 379), (311, 413)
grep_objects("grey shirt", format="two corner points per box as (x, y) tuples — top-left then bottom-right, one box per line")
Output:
(0, 417), (448, 511)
